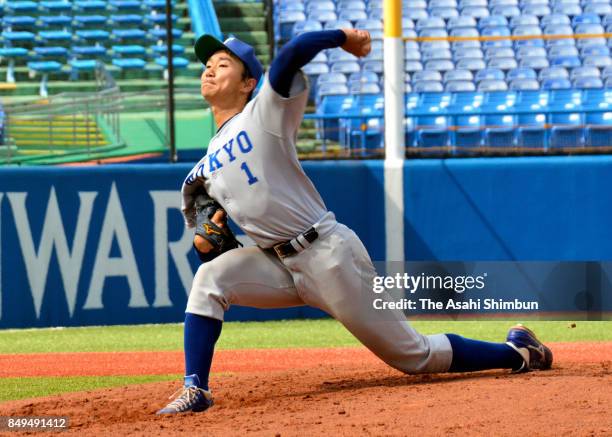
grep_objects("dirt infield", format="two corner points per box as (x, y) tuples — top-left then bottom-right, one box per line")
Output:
(1, 343), (611, 436)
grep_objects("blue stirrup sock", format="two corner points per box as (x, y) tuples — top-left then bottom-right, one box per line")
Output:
(446, 334), (524, 372)
(184, 312), (223, 390)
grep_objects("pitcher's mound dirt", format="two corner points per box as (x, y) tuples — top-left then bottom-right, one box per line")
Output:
(1, 343), (611, 436)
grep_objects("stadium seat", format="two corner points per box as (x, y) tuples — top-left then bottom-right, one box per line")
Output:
(27, 61), (63, 98)
(454, 48), (485, 61)
(0, 47), (28, 83)
(482, 91), (518, 146)
(516, 90), (549, 147)
(448, 16), (478, 29)
(112, 45), (146, 56)
(40, 15), (73, 28)
(413, 70), (443, 83)
(583, 55), (612, 68)
(456, 58), (487, 70)
(488, 57), (519, 70)
(520, 56), (550, 69)
(478, 79), (509, 90)
(570, 65), (601, 80)
(75, 0), (107, 12)
(76, 30), (111, 43)
(444, 69), (475, 82)
(3, 16), (37, 29)
(155, 56), (190, 79)
(510, 78), (540, 89)
(69, 59), (99, 79)
(445, 80), (477, 91)
(583, 90), (612, 146)
(475, 67), (505, 82)
(110, 14), (145, 26)
(74, 15), (109, 27)
(309, 10), (338, 23)
(507, 67), (538, 80)
(280, 11), (306, 40)
(319, 72), (348, 87)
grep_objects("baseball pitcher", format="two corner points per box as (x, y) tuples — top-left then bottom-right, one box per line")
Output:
(157, 29), (553, 414)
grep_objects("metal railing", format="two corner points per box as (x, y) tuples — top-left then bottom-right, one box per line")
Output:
(0, 61), (206, 164)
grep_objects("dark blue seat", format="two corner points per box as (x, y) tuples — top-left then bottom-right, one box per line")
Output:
(414, 93), (452, 147)
(318, 94), (355, 144)
(40, 16), (73, 27)
(584, 110), (612, 147)
(483, 91), (518, 146)
(449, 92), (484, 148)
(516, 90), (549, 148)
(548, 89), (585, 148)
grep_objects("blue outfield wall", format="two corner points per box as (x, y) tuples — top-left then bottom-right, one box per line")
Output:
(1, 156), (611, 328)
(0, 161), (384, 328)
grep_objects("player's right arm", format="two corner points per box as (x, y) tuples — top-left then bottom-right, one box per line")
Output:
(254, 29), (371, 138)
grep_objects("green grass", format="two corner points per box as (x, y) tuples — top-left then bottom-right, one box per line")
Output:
(0, 375), (179, 403)
(1, 320), (610, 355)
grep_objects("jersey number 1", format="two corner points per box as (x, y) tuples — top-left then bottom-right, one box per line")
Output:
(240, 162), (258, 186)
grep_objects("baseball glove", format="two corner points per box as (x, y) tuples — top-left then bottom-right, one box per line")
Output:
(193, 190), (242, 263)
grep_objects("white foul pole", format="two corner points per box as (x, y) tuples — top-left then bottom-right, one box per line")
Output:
(384, 0), (406, 263)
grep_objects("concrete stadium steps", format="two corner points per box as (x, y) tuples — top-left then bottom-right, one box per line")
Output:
(214, 0), (272, 66)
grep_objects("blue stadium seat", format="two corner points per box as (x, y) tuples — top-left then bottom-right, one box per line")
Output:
(280, 11), (306, 40)
(582, 88), (612, 146)
(292, 19), (323, 37)
(541, 13), (572, 27)
(585, 3), (612, 15)
(425, 59), (455, 72)
(507, 67), (538, 80)
(416, 17), (446, 31)
(516, 90), (549, 147)
(0, 47), (28, 83)
(482, 91), (518, 146)
(338, 9), (368, 22)
(510, 78), (540, 89)
(488, 57), (518, 70)
(151, 45), (185, 56)
(318, 92), (354, 143)
(522, 4), (551, 16)
(422, 49), (452, 62)
(3, 16), (37, 29)
(414, 93), (452, 147)
(444, 69), (474, 82)
(572, 13), (601, 26)
(445, 80), (477, 91)
(303, 61), (330, 77)
(581, 45), (610, 57)
(307, 0), (335, 13)
(72, 45), (107, 57)
(150, 29), (183, 41)
(454, 48), (485, 61)
(75, 1), (107, 12)
(319, 72), (348, 87)
(112, 29), (147, 42)
(573, 76), (603, 88)
(475, 67), (505, 82)
(110, 0), (142, 11)
(478, 15), (508, 29)
(338, 0), (366, 10)
(415, 80), (444, 91)
(40, 15), (73, 28)
(549, 45), (579, 58)
(517, 46), (547, 60)
(309, 10), (338, 23)
(27, 61), (63, 97)
(553, 4), (582, 16)
(520, 56), (550, 69)
(331, 60), (361, 74)
(478, 79), (509, 90)
(448, 16), (477, 29)
(413, 70), (443, 83)
(112, 58), (146, 70)
(324, 19), (353, 30)
(492, 5), (521, 16)
(74, 15), (108, 27)
(551, 56), (582, 68)
(40, 1), (72, 12)
(456, 58), (487, 70)
(112, 45), (146, 56)
(34, 47), (69, 58)
(76, 29), (110, 43)
(110, 14), (145, 26)
(39, 30), (73, 43)
(570, 65), (600, 80)
(405, 60), (424, 73)
(485, 47), (515, 60)
(549, 89), (584, 147)
(510, 14), (540, 28)
(362, 60), (384, 73)
(461, 6), (490, 18)
(349, 82), (381, 94)
(583, 55), (612, 68)
(404, 9), (429, 21)
(430, 7), (459, 20)
(542, 77), (573, 89)
(6, 1), (38, 12)
(453, 40), (482, 50)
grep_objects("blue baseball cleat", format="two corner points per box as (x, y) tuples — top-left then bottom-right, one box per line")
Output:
(156, 374), (214, 414)
(506, 324), (553, 373)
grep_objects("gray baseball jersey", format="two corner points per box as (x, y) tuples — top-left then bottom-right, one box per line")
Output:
(182, 73), (453, 375)
(182, 73), (326, 248)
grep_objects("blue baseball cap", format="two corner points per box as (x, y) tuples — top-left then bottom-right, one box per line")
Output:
(194, 34), (263, 83)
